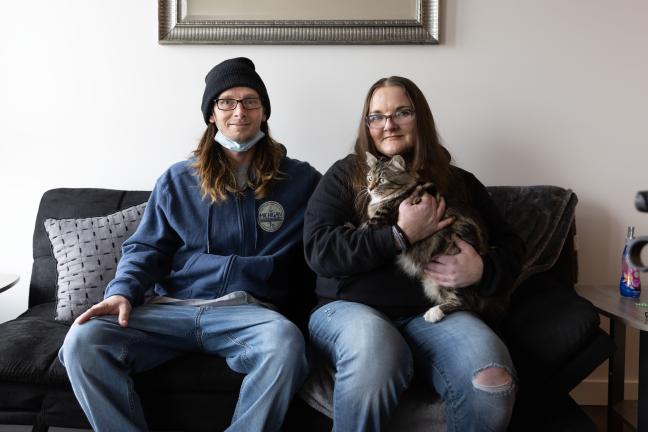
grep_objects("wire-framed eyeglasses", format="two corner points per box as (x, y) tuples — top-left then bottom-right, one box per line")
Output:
(214, 98), (262, 111)
(365, 108), (415, 129)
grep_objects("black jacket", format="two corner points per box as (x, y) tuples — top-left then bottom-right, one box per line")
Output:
(303, 154), (526, 318)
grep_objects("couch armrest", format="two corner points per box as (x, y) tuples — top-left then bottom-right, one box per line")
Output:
(503, 272), (602, 388)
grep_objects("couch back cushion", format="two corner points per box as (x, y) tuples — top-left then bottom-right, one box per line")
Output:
(487, 185), (577, 288)
(29, 186), (576, 310)
(30, 188), (150, 308)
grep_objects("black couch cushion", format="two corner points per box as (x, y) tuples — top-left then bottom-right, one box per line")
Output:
(504, 272), (601, 382)
(0, 311), (70, 385)
(0, 303), (244, 391)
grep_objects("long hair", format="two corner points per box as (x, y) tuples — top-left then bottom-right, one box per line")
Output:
(192, 119), (284, 203)
(351, 76), (454, 218)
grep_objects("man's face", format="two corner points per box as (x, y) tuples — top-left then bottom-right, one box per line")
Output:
(209, 87), (266, 143)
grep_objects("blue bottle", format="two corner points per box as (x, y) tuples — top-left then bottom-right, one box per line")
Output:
(620, 226), (642, 298)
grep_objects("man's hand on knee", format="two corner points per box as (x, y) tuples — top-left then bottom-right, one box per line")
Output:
(74, 295), (132, 327)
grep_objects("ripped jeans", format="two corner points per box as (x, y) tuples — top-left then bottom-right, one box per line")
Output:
(308, 301), (516, 432)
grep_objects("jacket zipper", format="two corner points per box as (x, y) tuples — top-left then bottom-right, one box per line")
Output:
(236, 195), (245, 255)
(221, 197), (245, 295)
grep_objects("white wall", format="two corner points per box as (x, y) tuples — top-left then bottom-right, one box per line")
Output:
(1, 0), (647, 404)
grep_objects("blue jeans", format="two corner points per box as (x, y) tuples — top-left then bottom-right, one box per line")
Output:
(309, 301), (516, 432)
(59, 304), (309, 432)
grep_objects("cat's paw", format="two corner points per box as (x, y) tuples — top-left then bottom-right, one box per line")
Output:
(423, 306), (445, 323)
(412, 185), (425, 203)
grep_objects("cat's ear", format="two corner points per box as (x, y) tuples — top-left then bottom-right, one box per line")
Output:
(391, 155), (406, 171)
(366, 152), (378, 168)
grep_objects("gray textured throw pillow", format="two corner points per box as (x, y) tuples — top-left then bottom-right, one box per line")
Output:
(44, 203), (147, 322)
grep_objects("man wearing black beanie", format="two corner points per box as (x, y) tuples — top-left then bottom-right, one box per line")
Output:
(201, 57), (271, 123)
(60, 57), (321, 431)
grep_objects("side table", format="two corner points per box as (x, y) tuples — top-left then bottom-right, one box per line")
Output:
(576, 284), (648, 432)
(0, 273), (19, 294)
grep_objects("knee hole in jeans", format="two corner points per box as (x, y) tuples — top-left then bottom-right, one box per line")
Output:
(472, 365), (514, 393)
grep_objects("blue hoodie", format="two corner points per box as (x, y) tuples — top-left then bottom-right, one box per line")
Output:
(104, 155), (321, 311)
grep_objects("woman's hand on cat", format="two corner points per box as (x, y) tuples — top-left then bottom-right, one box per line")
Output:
(423, 235), (484, 288)
(397, 192), (454, 244)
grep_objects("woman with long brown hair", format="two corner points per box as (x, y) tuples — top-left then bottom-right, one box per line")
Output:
(304, 76), (525, 431)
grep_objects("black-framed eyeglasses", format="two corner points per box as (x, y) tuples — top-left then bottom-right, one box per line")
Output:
(365, 108), (415, 129)
(214, 98), (262, 111)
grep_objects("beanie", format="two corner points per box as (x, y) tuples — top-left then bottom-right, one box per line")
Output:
(201, 57), (271, 124)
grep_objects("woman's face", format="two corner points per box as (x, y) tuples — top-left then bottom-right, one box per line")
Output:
(368, 85), (417, 157)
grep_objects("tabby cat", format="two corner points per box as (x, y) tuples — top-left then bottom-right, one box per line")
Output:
(363, 152), (501, 323)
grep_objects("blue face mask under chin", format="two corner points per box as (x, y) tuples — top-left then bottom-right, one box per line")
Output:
(215, 130), (265, 153)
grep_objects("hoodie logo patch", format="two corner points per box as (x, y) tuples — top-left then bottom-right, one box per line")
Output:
(258, 201), (285, 232)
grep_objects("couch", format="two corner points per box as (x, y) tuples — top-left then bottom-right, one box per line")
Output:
(0, 186), (613, 431)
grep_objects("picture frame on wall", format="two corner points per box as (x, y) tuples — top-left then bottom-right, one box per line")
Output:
(158, 0), (439, 44)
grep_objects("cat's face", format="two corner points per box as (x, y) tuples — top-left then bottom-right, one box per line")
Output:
(366, 153), (414, 201)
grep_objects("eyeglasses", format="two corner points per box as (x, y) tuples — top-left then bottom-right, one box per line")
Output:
(214, 98), (262, 111)
(365, 108), (415, 129)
